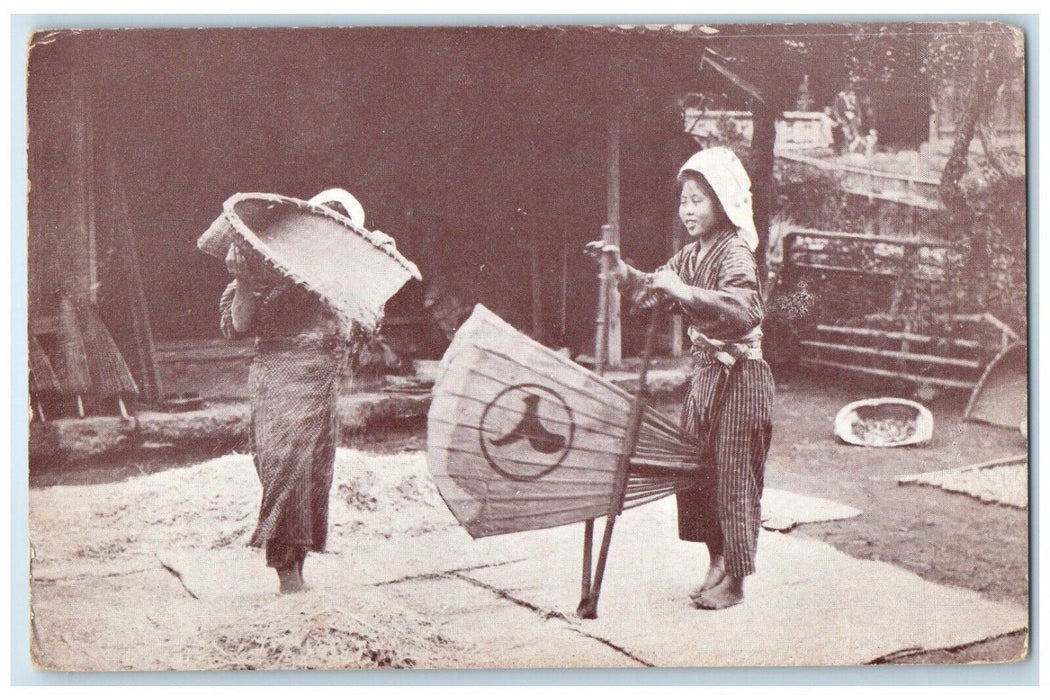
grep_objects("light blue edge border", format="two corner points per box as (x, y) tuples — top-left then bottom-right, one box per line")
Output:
(9, 12), (1039, 686)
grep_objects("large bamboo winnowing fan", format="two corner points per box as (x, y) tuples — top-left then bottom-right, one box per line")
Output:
(428, 304), (710, 539)
(198, 192), (421, 332)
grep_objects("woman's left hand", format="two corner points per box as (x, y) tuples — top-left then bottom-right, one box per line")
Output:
(650, 269), (686, 300)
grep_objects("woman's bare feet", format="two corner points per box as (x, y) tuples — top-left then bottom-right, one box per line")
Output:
(693, 574), (744, 610)
(689, 556), (727, 600)
(277, 566), (304, 594)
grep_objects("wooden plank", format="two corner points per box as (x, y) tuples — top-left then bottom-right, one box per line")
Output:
(981, 313), (1020, 341)
(777, 151), (942, 186)
(799, 358), (977, 389)
(82, 89), (99, 304)
(787, 227), (949, 248)
(896, 454), (1027, 484)
(790, 262), (899, 277)
(153, 344), (256, 363)
(814, 324), (982, 350)
(670, 217), (684, 357)
(70, 85), (92, 301)
(800, 340), (982, 369)
(840, 185), (943, 211)
(700, 48), (767, 104)
(862, 313), (1017, 345)
(594, 224), (614, 375)
(109, 156), (164, 403)
(154, 337), (251, 352)
(560, 241), (568, 341)
(529, 228), (544, 341)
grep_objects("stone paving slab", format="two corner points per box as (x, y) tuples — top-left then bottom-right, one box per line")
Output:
(462, 498), (1028, 667)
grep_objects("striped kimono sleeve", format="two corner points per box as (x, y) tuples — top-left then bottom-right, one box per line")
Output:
(680, 236), (764, 341)
(618, 246), (692, 311)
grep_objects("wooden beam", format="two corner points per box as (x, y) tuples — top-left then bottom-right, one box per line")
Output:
(800, 340), (982, 369)
(670, 217), (685, 357)
(559, 240), (568, 343)
(70, 85), (92, 301)
(529, 227), (545, 341)
(791, 262), (900, 277)
(83, 89), (98, 304)
(799, 358), (976, 389)
(787, 227), (949, 247)
(814, 324), (982, 350)
(594, 224), (614, 375)
(700, 48), (767, 105)
(605, 110), (622, 367)
(750, 100), (776, 283)
(108, 156), (164, 404)
(896, 454), (1027, 484)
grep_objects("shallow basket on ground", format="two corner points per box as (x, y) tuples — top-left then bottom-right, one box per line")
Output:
(834, 397), (933, 448)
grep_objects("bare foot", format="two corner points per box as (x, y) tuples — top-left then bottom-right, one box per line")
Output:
(693, 575), (744, 610)
(277, 567), (304, 594)
(689, 563), (726, 600)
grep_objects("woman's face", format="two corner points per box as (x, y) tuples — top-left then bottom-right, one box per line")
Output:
(679, 175), (725, 239)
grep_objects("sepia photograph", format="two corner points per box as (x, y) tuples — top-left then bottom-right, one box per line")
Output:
(21, 18), (1029, 672)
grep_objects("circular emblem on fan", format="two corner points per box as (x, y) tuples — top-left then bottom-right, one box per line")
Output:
(479, 383), (575, 481)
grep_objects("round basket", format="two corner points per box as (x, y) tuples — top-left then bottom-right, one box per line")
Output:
(834, 397), (933, 447)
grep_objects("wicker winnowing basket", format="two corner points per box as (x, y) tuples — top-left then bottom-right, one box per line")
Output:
(198, 192), (421, 332)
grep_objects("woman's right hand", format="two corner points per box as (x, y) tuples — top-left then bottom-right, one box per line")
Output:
(583, 240), (621, 264)
(225, 243), (278, 291)
(583, 240), (629, 283)
(225, 243), (252, 280)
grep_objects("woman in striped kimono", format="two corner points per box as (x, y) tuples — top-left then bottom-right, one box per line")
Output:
(587, 147), (774, 610)
(220, 189), (368, 594)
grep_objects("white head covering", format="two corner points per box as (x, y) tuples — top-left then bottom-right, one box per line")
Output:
(677, 147), (758, 252)
(309, 187), (366, 228)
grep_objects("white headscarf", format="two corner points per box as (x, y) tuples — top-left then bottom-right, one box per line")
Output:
(677, 147), (759, 252)
(309, 187), (367, 229)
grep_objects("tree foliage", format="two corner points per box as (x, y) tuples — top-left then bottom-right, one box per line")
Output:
(709, 22), (1026, 336)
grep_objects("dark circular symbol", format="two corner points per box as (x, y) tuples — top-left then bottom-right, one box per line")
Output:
(478, 383), (575, 481)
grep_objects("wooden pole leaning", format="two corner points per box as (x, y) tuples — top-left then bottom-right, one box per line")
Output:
(578, 224), (615, 615)
(577, 309), (660, 619)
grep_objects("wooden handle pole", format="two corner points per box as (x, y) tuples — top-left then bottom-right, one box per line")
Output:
(579, 223), (617, 616)
(594, 224), (615, 375)
(578, 311), (660, 619)
(579, 519), (594, 607)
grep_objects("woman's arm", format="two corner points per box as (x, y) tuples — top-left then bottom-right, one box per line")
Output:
(221, 243), (280, 336)
(652, 273), (754, 334)
(229, 279), (262, 333)
(583, 240), (690, 311)
(617, 260), (667, 310)
(219, 281), (245, 339)
(650, 244), (762, 338)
